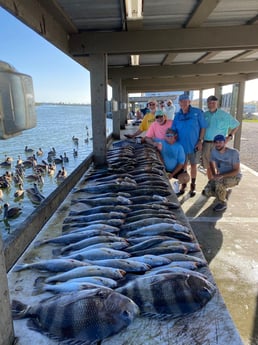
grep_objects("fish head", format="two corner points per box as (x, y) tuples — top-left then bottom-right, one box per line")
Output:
(103, 290), (139, 329)
(186, 275), (216, 306)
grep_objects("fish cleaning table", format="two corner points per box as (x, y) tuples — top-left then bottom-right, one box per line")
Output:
(7, 141), (244, 345)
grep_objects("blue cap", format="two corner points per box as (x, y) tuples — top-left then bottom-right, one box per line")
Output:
(214, 134), (225, 142)
(179, 94), (190, 101)
(155, 110), (165, 117)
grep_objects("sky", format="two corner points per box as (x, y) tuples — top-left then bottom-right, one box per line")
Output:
(1, 6), (258, 104)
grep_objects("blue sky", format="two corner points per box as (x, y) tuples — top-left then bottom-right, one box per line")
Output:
(0, 7), (91, 103)
(1, 6), (258, 104)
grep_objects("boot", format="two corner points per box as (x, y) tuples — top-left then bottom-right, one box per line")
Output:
(176, 183), (186, 196)
(189, 183), (196, 197)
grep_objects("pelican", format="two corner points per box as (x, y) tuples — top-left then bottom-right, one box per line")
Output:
(55, 170), (66, 183)
(25, 146), (34, 153)
(73, 148), (78, 157)
(63, 152), (69, 163)
(3, 203), (22, 220)
(15, 155), (23, 167)
(72, 135), (79, 144)
(36, 148), (43, 156)
(61, 166), (67, 177)
(54, 155), (63, 164)
(14, 183), (24, 198)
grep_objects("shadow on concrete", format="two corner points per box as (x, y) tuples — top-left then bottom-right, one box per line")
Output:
(180, 194), (224, 264)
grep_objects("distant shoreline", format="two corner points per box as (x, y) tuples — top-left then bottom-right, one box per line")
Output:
(35, 102), (91, 106)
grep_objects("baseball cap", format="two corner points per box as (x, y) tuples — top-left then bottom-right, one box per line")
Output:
(207, 95), (218, 102)
(155, 110), (165, 117)
(213, 134), (225, 142)
(179, 94), (190, 101)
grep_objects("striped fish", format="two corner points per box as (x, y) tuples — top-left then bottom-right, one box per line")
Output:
(12, 288), (139, 344)
(116, 272), (216, 319)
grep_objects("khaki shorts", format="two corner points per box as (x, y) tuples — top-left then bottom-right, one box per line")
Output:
(202, 142), (214, 168)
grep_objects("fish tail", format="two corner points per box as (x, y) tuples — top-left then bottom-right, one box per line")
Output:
(32, 276), (45, 295)
(12, 264), (28, 272)
(12, 300), (30, 319)
(33, 240), (43, 247)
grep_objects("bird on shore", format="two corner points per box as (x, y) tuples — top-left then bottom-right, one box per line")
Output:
(3, 203), (22, 220)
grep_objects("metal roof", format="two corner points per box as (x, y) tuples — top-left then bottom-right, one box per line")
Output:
(1, 0), (258, 92)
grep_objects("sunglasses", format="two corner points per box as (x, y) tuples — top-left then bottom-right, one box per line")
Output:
(149, 103), (156, 106)
(155, 115), (163, 119)
(166, 134), (175, 137)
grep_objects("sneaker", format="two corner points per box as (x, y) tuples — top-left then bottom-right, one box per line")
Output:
(213, 203), (227, 212)
(176, 190), (185, 197)
(189, 183), (196, 198)
(226, 189), (232, 200)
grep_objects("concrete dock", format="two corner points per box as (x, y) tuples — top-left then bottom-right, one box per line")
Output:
(178, 163), (258, 345)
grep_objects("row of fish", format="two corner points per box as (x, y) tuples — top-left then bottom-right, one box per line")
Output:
(11, 141), (216, 345)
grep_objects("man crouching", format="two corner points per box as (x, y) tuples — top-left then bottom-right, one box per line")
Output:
(202, 134), (242, 212)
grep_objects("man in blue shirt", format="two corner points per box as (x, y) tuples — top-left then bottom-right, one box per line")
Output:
(155, 128), (190, 194)
(202, 95), (240, 180)
(202, 134), (242, 212)
(172, 94), (207, 197)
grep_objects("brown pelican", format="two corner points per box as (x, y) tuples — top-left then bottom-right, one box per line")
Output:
(3, 203), (22, 219)
(25, 146), (34, 153)
(14, 183), (24, 198)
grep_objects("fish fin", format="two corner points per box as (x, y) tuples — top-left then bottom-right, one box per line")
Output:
(12, 300), (29, 319)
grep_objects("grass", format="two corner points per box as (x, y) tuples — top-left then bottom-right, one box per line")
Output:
(243, 119), (258, 123)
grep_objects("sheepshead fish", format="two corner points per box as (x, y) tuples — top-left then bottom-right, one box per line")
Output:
(12, 288), (139, 344)
(116, 272), (216, 319)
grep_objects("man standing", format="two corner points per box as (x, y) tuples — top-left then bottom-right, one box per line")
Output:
(124, 100), (157, 139)
(165, 99), (176, 120)
(172, 94), (207, 197)
(202, 134), (242, 212)
(202, 95), (240, 180)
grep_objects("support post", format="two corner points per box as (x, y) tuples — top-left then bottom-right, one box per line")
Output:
(0, 235), (15, 345)
(89, 53), (108, 166)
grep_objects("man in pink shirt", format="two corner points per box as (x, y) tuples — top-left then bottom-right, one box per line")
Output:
(145, 110), (173, 145)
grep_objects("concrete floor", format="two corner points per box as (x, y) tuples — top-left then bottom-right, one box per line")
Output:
(122, 122), (258, 345)
(177, 164), (258, 345)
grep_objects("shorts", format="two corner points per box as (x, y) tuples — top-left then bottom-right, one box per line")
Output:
(186, 151), (201, 165)
(202, 142), (214, 168)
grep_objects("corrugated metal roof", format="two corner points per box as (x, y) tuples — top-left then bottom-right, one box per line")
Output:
(1, 0), (258, 91)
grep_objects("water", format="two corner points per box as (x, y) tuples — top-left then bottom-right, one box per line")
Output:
(0, 104), (113, 238)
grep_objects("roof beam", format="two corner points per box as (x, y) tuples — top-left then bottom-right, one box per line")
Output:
(122, 74), (258, 92)
(69, 25), (258, 55)
(185, 0), (220, 28)
(109, 60), (258, 79)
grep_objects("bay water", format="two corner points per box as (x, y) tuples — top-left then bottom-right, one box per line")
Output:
(0, 104), (113, 238)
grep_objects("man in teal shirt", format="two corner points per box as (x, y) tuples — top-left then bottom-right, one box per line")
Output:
(202, 95), (240, 180)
